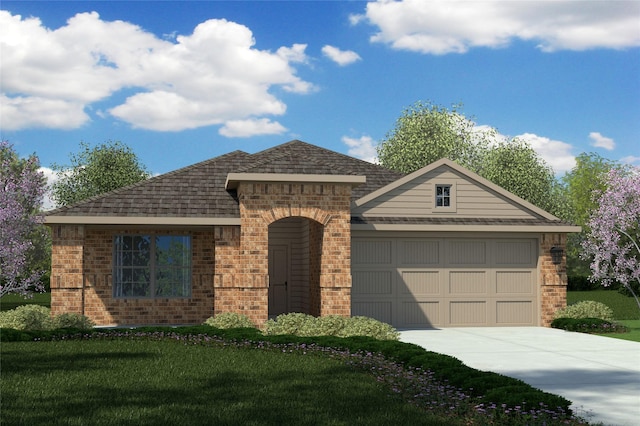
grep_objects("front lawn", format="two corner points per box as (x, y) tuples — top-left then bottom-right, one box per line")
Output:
(1, 330), (585, 426)
(2, 338), (448, 426)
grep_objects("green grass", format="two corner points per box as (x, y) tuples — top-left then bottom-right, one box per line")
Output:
(597, 319), (640, 342)
(0, 292), (51, 312)
(567, 290), (640, 320)
(1, 339), (452, 426)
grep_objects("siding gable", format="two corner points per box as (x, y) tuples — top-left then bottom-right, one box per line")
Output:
(353, 160), (550, 220)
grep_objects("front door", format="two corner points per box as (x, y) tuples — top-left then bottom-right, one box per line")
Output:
(268, 245), (288, 316)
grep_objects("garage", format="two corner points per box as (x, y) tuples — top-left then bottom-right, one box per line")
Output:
(351, 234), (539, 328)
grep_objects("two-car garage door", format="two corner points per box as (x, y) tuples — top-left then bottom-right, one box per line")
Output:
(351, 235), (539, 328)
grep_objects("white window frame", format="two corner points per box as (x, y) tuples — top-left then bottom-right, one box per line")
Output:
(433, 182), (457, 213)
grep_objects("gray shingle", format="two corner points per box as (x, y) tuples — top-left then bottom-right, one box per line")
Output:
(46, 140), (402, 219)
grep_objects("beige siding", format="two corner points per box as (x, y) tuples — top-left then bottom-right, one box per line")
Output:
(353, 167), (537, 219)
(351, 233), (539, 327)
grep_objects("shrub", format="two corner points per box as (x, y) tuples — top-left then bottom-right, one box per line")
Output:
(0, 305), (53, 330)
(337, 316), (399, 340)
(52, 312), (95, 330)
(263, 313), (318, 336)
(204, 312), (256, 329)
(553, 300), (614, 321)
(551, 317), (628, 334)
(263, 313), (399, 341)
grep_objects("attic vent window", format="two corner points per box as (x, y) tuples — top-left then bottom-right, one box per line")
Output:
(436, 185), (451, 207)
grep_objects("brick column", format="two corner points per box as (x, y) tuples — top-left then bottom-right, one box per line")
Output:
(233, 181), (353, 325)
(50, 225), (85, 318)
(540, 233), (568, 326)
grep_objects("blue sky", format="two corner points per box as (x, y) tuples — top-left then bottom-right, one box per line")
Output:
(1, 1), (639, 209)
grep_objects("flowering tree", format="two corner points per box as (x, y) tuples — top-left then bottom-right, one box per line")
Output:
(0, 141), (47, 297)
(582, 169), (640, 310)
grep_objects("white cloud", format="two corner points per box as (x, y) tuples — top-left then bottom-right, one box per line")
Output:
(38, 166), (59, 211)
(355, 0), (640, 54)
(516, 133), (576, 174)
(219, 118), (287, 138)
(321, 45), (362, 66)
(342, 135), (378, 163)
(589, 131), (615, 150)
(0, 11), (313, 134)
(620, 155), (640, 166)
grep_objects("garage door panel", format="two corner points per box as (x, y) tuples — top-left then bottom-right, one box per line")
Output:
(352, 271), (393, 295)
(352, 240), (393, 265)
(399, 240), (440, 265)
(352, 301), (392, 324)
(400, 271), (440, 295)
(401, 301), (440, 327)
(448, 241), (486, 265)
(495, 240), (536, 266)
(449, 271), (487, 294)
(450, 301), (486, 324)
(496, 271), (534, 294)
(496, 301), (533, 324)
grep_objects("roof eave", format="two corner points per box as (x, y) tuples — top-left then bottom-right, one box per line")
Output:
(44, 216), (241, 226)
(351, 223), (582, 233)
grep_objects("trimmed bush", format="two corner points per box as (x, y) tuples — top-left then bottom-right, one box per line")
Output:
(337, 316), (399, 340)
(551, 317), (628, 334)
(0, 306), (95, 331)
(52, 312), (95, 330)
(0, 305), (52, 330)
(263, 313), (318, 336)
(553, 300), (614, 321)
(204, 312), (256, 329)
(263, 313), (399, 340)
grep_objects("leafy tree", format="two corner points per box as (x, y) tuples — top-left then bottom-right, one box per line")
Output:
(582, 169), (640, 310)
(477, 137), (563, 216)
(377, 101), (491, 174)
(561, 153), (631, 276)
(0, 141), (47, 297)
(51, 141), (150, 207)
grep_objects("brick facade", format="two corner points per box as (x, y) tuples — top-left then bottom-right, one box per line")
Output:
(539, 233), (568, 326)
(51, 226), (215, 326)
(215, 181), (353, 325)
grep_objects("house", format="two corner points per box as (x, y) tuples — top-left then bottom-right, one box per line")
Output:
(45, 140), (580, 328)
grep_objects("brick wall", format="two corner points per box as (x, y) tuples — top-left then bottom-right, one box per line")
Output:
(218, 181), (354, 325)
(539, 233), (568, 326)
(50, 225), (215, 326)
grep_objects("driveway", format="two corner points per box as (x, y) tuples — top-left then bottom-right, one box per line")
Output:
(399, 327), (640, 426)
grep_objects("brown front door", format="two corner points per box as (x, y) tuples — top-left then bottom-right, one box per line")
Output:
(268, 245), (288, 316)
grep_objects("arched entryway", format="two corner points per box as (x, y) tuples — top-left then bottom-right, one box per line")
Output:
(268, 217), (323, 317)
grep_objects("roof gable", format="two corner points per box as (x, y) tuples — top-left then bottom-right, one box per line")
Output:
(353, 158), (560, 221)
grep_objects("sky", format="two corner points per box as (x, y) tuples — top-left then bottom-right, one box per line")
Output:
(1, 1), (639, 209)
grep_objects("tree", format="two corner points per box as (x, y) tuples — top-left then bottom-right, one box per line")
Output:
(561, 153), (631, 276)
(377, 101), (564, 215)
(51, 141), (150, 207)
(377, 101), (491, 174)
(477, 137), (563, 216)
(582, 169), (640, 310)
(0, 141), (47, 297)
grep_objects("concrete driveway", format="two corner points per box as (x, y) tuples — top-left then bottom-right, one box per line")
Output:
(399, 327), (640, 426)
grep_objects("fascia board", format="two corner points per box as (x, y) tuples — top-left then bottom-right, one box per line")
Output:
(44, 216), (241, 226)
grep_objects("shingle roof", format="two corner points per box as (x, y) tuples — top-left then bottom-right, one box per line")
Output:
(46, 140), (402, 219)
(351, 217), (575, 227)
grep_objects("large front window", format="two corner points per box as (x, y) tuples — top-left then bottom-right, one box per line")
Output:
(113, 235), (191, 298)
